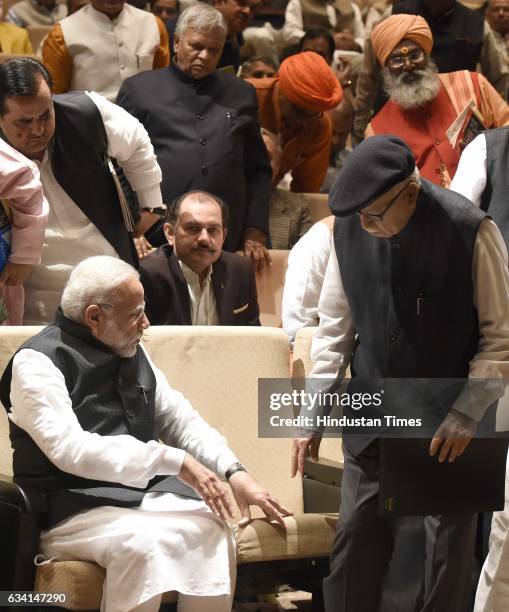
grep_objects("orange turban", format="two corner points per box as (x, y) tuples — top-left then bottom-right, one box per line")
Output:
(371, 15), (433, 66)
(278, 51), (343, 113)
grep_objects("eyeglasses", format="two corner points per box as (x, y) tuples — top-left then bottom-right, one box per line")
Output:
(98, 303), (146, 324)
(357, 184), (408, 221)
(387, 48), (426, 71)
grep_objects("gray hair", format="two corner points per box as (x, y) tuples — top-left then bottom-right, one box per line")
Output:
(175, 3), (227, 39)
(61, 256), (139, 324)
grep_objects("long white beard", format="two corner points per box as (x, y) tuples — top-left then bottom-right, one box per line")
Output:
(383, 61), (441, 110)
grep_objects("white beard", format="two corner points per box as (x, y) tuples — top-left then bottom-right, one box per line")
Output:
(383, 61), (441, 110)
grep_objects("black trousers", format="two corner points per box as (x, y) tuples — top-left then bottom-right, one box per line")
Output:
(323, 441), (477, 612)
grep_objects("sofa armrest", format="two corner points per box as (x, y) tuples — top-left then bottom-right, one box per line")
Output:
(0, 473), (33, 514)
(0, 473), (47, 590)
(303, 457), (343, 513)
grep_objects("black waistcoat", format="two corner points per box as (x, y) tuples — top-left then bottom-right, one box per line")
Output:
(52, 92), (137, 266)
(334, 181), (486, 454)
(480, 126), (509, 250)
(0, 309), (195, 527)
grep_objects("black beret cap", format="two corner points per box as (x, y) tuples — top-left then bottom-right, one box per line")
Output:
(329, 135), (416, 217)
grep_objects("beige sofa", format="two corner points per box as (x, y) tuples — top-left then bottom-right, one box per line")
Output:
(0, 325), (338, 610)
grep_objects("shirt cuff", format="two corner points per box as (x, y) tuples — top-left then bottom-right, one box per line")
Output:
(216, 450), (241, 479)
(451, 379), (507, 422)
(136, 184), (164, 209)
(159, 445), (186, 475)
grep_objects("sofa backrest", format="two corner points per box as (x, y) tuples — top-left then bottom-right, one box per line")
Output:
(256, 250), (289, 327)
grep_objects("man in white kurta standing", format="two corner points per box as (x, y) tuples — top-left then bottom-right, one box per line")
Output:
(42, 0), (170, 102)
(0, 57), (165, 325)
(0, 255), (291, 612)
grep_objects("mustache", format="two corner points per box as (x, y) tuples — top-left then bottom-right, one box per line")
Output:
(193, 246), (216, 253)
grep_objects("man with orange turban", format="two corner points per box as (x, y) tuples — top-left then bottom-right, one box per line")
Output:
(366, 13), (509, 188)
(248, 51), (343, 192)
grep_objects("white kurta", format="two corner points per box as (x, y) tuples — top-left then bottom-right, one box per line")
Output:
(60, 4), (161, 102)
(474, 449), (509, 612)
(451, 133), (509, 612)
(9, 346), (239, 612)
(23, 91), (162, 325)
(282, 219), (333, 348)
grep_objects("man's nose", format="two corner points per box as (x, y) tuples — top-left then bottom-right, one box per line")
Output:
(139, 312), (150, 330)
(31, 120), (45, 136)
(401, 57), (415, 70)
(197, 228), (211, 243)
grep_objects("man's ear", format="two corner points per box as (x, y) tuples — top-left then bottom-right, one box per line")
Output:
(163, 222), (175, 246)
(221, 227), (228, 247)
(173, 35), (180, 56)
(407, 181), (419, 209)
(84, 304), (102, 335)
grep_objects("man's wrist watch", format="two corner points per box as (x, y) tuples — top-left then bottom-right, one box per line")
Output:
(141, 205), (167, 216)
(225, 462), (247, 480)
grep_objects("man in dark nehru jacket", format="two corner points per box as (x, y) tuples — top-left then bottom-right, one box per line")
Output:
(117, 2), (272, 271)
(292, 136), (509, 611)
(140, 190), (260, 326)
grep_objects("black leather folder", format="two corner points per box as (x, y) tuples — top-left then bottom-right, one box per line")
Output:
(379, 437), (508, 516)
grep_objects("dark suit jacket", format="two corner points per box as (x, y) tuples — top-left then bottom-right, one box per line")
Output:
(140, 244), (260, 326)
(116, 63), (272, 252)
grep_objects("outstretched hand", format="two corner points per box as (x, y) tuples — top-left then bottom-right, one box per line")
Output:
(228, 471), (293, 527)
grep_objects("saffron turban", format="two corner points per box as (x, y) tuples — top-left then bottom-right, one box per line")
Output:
(278, 51), (343, 113)
(371, 15), (433, 66)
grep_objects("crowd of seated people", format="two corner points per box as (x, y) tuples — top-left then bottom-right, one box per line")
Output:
(2, 0), (509, 610)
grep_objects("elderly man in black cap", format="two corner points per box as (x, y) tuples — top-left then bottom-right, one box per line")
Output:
(291, 135), (509, 612)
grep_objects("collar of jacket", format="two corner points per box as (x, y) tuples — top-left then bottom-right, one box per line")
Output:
(169, 62), (217, 87)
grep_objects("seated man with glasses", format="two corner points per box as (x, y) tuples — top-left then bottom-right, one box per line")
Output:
(365, 14), (509, 188)
(248, 51), (343, 193)
(140, 190), (260, 326)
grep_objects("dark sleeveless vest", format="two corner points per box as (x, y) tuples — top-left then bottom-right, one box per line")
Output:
(480, 126), (509, 251)
(334, 180), (487, 454)
(52, 92), (137, 266)
(0, 310), (196, 527)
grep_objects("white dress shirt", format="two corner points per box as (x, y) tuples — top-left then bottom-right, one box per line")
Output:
(310, 219), (509, 420)
(282, 220), (333, 347)
(180, 262), (220, 326)
(23, 91), (163, 325)
(450, 133), (488, 208)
